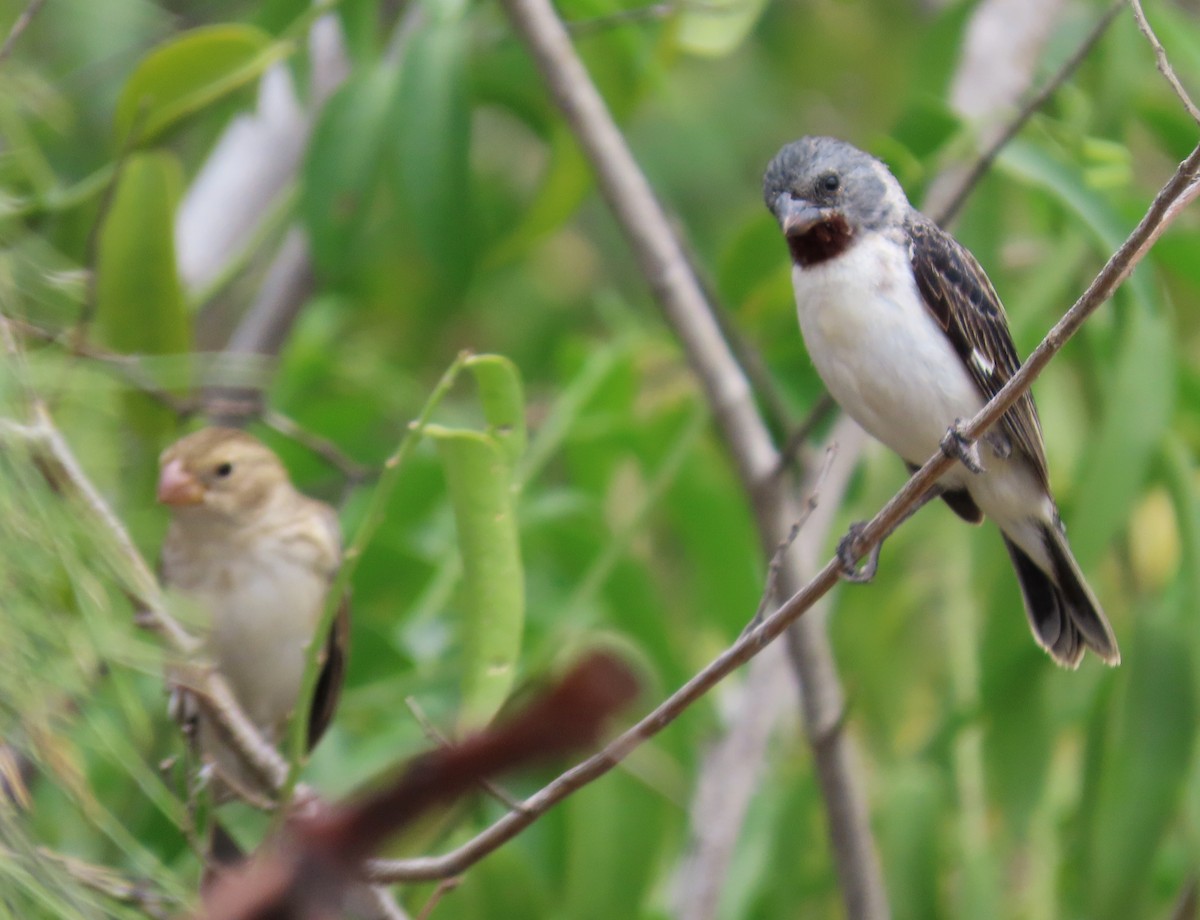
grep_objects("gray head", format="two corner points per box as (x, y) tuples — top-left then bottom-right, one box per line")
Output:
(763, 137), (911, 266)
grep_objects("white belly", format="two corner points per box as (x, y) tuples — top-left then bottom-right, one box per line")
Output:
(792, 234), (985, 476)
(791, 234), (1055, 562)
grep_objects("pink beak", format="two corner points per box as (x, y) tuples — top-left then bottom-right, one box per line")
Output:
(157, 458), (205, 506)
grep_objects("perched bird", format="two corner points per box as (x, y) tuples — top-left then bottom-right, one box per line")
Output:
(763, 136), (1119, 668)
(157, 427), (349, 794)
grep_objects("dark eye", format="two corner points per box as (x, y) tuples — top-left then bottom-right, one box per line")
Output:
(214, 462), (233, 478)
(821, 173), (840, 192)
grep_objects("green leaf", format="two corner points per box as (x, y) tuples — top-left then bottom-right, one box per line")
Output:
(998, 139), (1155, 312)
(466, 353), (527, 468)
(1068, 305), (1175, 567)
(427, 426), (525, 729)
(1087, 598), (1195, 919)
(94, 151), (190, 447)
(390, 17), (473, 284)
(878, 764), (946, 920)
(114, 24), (284, 146)
(486, 127), (592, 267)
(1159, 434), (1200, 616)
(562, 772), (666, 920)
(301, 63), (399, 281)
(675, 0), (770, 57)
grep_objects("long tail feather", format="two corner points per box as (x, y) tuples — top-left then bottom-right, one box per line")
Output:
(1003, 526), (1119, 668)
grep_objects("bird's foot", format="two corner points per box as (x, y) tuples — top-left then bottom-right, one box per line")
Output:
(837, 522), (880, 583)
(941, 419), (985, 474)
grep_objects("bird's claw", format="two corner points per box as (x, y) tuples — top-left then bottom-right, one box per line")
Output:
(941, 419), (985, 474)
(837, 522), (880, 583)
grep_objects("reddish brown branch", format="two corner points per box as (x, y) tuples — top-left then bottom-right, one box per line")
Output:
(192, 652), (639, 920)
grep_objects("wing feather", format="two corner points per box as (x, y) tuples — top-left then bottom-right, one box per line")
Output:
(905, 214), (1049, 487)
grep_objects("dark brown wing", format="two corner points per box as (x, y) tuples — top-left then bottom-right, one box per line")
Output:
(306, 594), (350, 750)
(905, 214), (1049, 487)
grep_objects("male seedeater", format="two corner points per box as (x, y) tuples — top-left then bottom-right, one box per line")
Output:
(763, 136), (1119, 668)
(157, 427), (349, 794)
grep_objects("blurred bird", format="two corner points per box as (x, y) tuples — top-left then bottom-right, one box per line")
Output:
(157, 427), (349, 795)
(763, 136), (1119, 668)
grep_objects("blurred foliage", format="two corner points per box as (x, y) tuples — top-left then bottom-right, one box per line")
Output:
(1, 0), (1199, 917)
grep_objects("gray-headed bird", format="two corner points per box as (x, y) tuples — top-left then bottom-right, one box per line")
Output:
(764, 136), (1118, 668)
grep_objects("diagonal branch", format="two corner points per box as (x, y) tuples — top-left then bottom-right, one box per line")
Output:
(932, 0), (1125, 226)
(1128, 0), (1200, 125)
(491, 0), (887, 913)
(362, 134), (1200, 891)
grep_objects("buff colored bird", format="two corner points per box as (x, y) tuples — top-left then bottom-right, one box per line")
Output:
(157, 427), (348, 796)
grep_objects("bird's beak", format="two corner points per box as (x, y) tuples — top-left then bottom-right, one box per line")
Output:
(774, 193), (827, 236)
(157, 458), (205, 506)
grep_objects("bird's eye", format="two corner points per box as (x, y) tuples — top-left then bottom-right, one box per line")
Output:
(820, 173), (840, 192)
(214, 462), (233, 478)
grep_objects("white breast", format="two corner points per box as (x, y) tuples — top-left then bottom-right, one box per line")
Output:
(791, 233), (985, 477)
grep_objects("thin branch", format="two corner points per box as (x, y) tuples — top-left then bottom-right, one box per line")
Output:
(415, 878), (462, 920)
(747, 438), (838, 631)
(494, 0), (885, 911)
(362, 131), (1200, 892)
(11, 317), (197, 415)
(11, 318), (372, 486)
(935, 0), (1126, 225)
(1128, 0), (1200, 125)
(36, 848), (175, 920)
(0, 0), (46, 66)
(678, 417), (864, 920)
(404, 696), (524, 812)
(774, 392), (837, 479)
(262, 408), (374, 489)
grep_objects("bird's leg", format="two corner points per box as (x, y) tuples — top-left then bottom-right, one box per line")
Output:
(836, 480), (943, 583)
(837, 522), (880, 583)
(941, 418), (985, 474)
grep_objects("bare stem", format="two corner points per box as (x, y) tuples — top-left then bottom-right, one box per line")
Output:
(0, 0), (47, 66)
(935, 0), (1126, 226)
(1128, 0), (1200, 125)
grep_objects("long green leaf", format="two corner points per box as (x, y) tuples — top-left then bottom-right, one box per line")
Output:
(427, 426), (525, 729)
(301, 63), (399, 282)
(1087, 597), (1195, 919)
(390, 17), (473, 284)
(1068, 305), (1175, 567)
(95, 151), (190, 449)
(114, 24), (284, 146)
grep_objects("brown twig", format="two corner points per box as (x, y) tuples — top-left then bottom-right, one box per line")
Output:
(10, 317), (371, 486)
(1128, 0), (1200, 125)
(747, 438), (838, 631)
(774, 392), (837, 479)
(934, 0), (1126, 226)
(195, 652), (639, 920)
(678, 416), (865, 920)
(262, 409), (374, 488)
(0, 0), (47, 65)
(403, 696), (524, 812)
(415, 877), (462, 920)
(491, 0), (883, 912)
